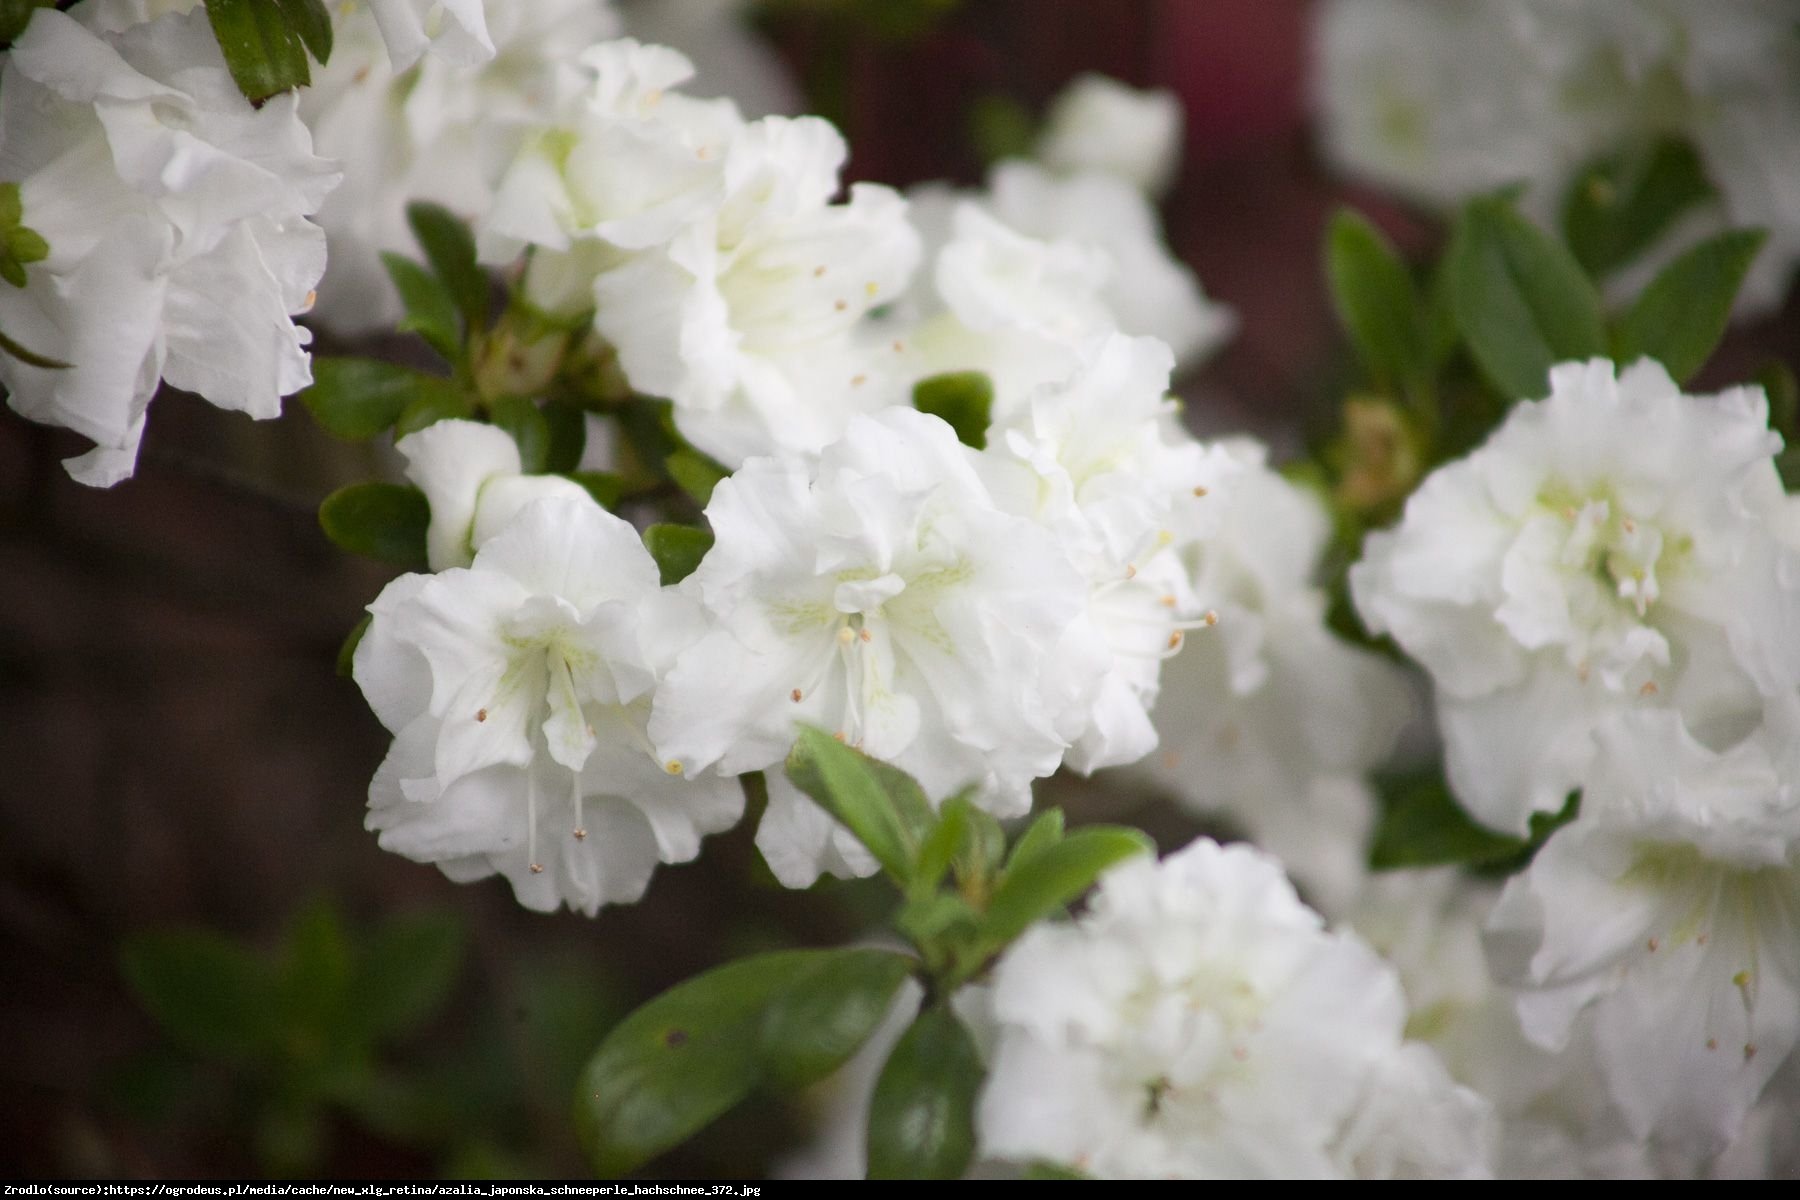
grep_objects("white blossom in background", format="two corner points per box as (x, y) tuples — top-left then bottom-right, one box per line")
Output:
(1036, 72), (1184, 199)
(985, 162), (1233, 371)
(366, 0), (494, 71)
(395, 418), (596, 570)
(1352, 358), (1800, 835)
(354, 496), (741, 914)
(1485, 698), (1800, 1156)
(620, 0), (802, 120)
(650, 408), (1097, 886)
(1138, 439), (1411, 913)
(1314, 0), (1800, 312)
(976, 838), (1493, 1178)
(301, 0), (620, 331)
(0, 7), (338, 487)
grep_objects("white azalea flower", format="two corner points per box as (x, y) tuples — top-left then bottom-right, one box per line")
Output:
(366, 0), (493, 71)
(353, 496), (741, 914)
(976, 837), (1492, 1178)
(650, 408), (1094, 886)
(302, 0), (620, 332)
(1314, 0), (1800, 312)
(986, 161), (1233, 371)
(395, 418), (595, 571)
(0, 8), (337, 486)
(1140, 440), (1411, 912)
(1485, 699), (1800, 1155)
(980, 333), (1226, 774)
(1035, 73), (1184, 199)
(1352, 358), (1800, 834)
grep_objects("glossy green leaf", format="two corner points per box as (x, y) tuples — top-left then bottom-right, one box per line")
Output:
(299, 358), (438, 441)
(406, 202), (489, 331)
(121, 931), (277, 1060)
(982, 826), (1152, 948)
(665, 448), (729, 508)
(867, 1006), (983, 1180)
(1325, 209), (1427, 390)
(785, 727), (933, 885)
(575, 948), (912, 1176)
(276, 0), (332, 64)
(1448, 197), (1607, 400)
(204, 0), (313, 102)
(318, 482), (430, 570)
(1612, 228), (1765, 384)
(1562, 137), (1714, 279)
(759, 949), (914, 1091)
(382, 252), (462, 362)
(488, 397), (551, 473)
(642, 523), (713, 586)
(912, 371), (993, 450)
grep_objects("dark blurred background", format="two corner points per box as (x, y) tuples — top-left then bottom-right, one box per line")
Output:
(2, 0), (1795, 1178)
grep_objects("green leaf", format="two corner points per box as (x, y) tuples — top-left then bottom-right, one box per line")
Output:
(894, 893), (981, 949)
(758, 949), (914, 1091)
(867, 1006), (983, 1180)
(348, 911), (463, 1043)
(406, 202), (489, 332)
(488, 397), (552, 473)
(121, 931), (277, 1060)
(1023, 1161), (1092, 1180)
(0, 180), (49, 289)
(575, 948), (913, 1176)
(0, 1), (53, 46)
(279, 899), (353, 1037)
(1612, 228), (1765, 384)
(785, 727), (934, 885)
(1325, 209), (1428, 390)
(1003, 808), (1065, 873)
(665, 448), (728, 508)
(982, 826), (1152, 949)
(541, 401), (587, 474)
(275, 0), (332, 64)
(950, 797), (1006, 889)
(1562, 137), (1714, 279)
(382, 252), (463, 362)
(1757, 360), (1798, 441)
(0, 325), (70, 370)
(969, 93), (1036, 166)
(1368, 773), (1525, 870)
(1448, 197), (1608, 400)
(564, 470), (624, 510)
(299, 358), (439, 441)
(394, 378), (474, 435)
(912, 371), (993, 449)
(335, 614), (370, 678)
(642, 523), (713, 586)
(318, 482), (430, 570)
(204, 0), (313, 103)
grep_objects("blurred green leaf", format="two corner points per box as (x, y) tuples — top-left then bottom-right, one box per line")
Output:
(406, 202), (489, 332)
(1023, 1161), (1091, 1179)
(911, 796), (971, 897)
(383, 252), (463, 362)
(300, 358), (444, 441)
(0, 1), (53, 46)
(643, 523), (713, 586)
(1448, 197), (1607, 400)
(349, 911), (463, 1043)
(1758, 360), (1799, 442)
(121, 931), (277, 1061)
(564, 470), (624, 510)
(785, 727), (934, 886)
(1562, 137), (1714, 279)
(969, 94), (1036, 166)
(575, 947), (912, 1176)
(204, 0), (314, 102)
(1325, 209), (1429, 392)
(318, 482), (431, 570)
(541, 401), (588, 474)
(394, 378), (474, 435)
(912, 371), (993, 450)
(982, 827), (1151, 949)
(1611, 228), (1765, 384)
(489, 397), (552, 473)
(1367, 773), (1576, 872)
(1003, 808), (1065, 873)
(866, 1005), (982, 1181)
(335, 614), (370, 678)
(665, 448), (729, 507)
